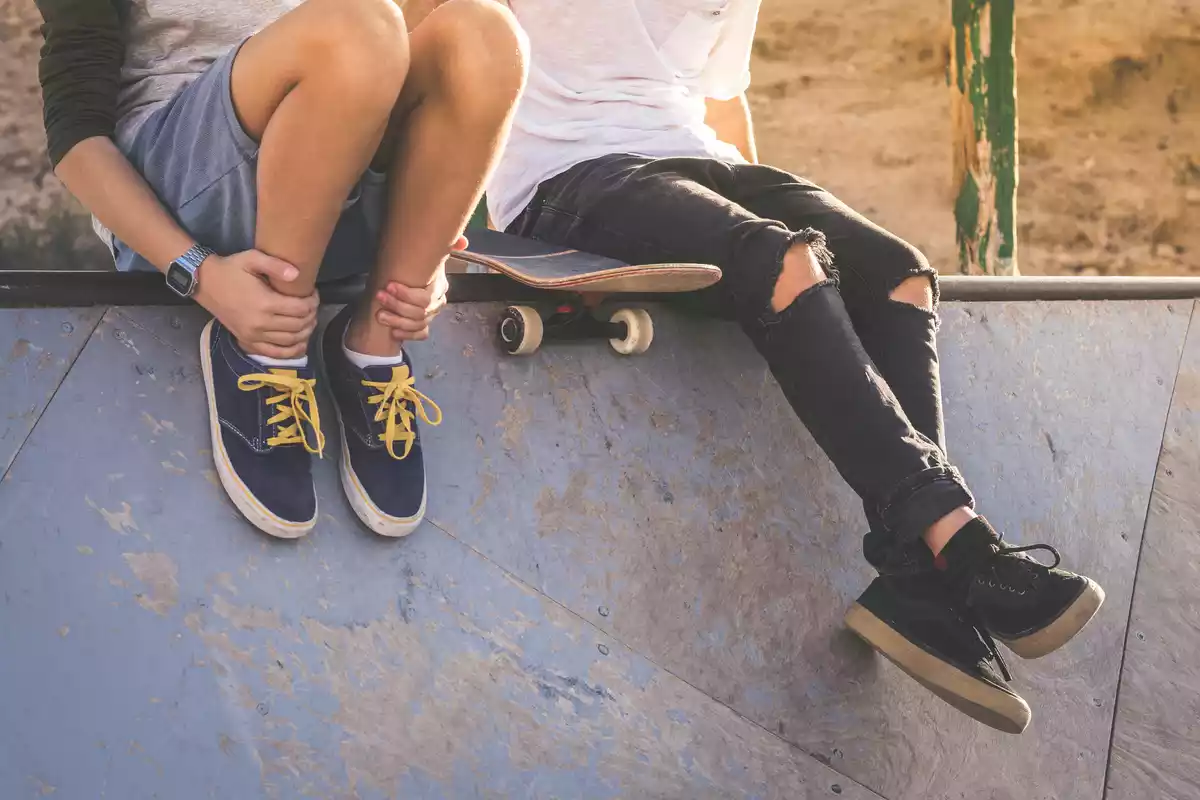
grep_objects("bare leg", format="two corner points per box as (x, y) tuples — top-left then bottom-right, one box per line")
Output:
(344, 0), (527, 357)
(230, 0), (412, 300)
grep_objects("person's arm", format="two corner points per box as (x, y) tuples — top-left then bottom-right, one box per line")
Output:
(37, 0), (318, 357)
(37, 0), (198, 272)
(697, 0), (760, 163)
(705, 93), (758, 164)
(56, 139), (199, 271)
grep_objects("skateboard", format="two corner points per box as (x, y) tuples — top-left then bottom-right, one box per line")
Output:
(455, 229), (721, 356)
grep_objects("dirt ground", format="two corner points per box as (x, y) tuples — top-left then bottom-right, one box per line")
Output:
(2, 0), (1198, 274)
(751, 0), (1200, 276)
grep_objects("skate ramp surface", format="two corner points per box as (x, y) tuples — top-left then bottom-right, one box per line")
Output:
(0, 298), (1197, 800)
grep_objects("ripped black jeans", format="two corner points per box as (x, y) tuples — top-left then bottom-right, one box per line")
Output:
(508, 154), (974, 568)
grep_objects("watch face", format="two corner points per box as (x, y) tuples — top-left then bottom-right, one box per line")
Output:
(166, 262), (194, 296)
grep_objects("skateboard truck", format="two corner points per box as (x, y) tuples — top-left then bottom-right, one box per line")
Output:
(454, 229), (718, 356)
(497, 302), (654, 356)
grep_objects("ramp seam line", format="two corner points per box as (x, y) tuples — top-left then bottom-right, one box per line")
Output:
(111, 306), (186, 356)
(0, 308), (107, 484)
(1100, 298), (1196, 800)
(424, 515), (887, 800)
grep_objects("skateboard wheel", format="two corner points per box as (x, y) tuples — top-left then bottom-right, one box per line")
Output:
(498, 305), (543, 355)
(609, 308), (653, 355)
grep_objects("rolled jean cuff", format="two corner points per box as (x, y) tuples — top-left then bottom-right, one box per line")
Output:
(878, 465), (975, 542)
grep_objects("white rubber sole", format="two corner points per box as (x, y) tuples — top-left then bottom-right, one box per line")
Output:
(845, 603), (1031, 734)
(199, 320), (316, 539)
(999, 578), (1106, 659)
(315, 320), (425, 538)
(335, 417), (425, 538)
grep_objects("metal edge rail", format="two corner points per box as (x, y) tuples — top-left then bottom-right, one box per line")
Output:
(0, 272), (545, 307)
(938, 275), (1200, 301)
(3, 271), (1200, 308)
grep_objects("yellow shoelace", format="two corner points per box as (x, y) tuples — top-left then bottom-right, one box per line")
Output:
(362, 365), (442, 459)
(237, 369), (325, 456)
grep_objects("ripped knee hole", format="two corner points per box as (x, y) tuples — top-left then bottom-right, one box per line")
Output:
(889, 274), (934, 311)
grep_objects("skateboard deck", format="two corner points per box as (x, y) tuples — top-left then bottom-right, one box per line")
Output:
(457, 229), (721, 294)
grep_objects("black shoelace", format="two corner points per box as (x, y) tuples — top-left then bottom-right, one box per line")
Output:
(963, 608), (1013, 682)
(874, 540), (1018, 683)
(876, 556), (1016, 683)
(979, 542), (1062, 595)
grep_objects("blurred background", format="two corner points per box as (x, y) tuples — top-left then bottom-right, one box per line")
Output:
(1, 0), (1198, 274)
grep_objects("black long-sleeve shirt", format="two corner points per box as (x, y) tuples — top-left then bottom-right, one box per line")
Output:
(35, 0), (126, 167)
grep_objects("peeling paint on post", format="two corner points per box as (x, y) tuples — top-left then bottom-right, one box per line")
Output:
(950, 0), (1018, 275)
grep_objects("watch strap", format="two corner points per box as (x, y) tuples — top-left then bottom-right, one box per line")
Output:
(176, 244), (213, 273)
(167, 244), (214, 297)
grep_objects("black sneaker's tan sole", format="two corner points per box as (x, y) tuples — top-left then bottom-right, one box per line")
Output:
(200, 320), (316, 539)
(845, 603), (1031, 734)
(999, 578), (1105, 660)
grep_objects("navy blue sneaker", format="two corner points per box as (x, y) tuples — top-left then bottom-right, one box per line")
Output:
(199, 319), (323, 538)
(320, 306), (441, 536)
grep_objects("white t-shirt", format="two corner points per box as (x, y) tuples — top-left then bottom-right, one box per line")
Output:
(487, 0), (762, 232)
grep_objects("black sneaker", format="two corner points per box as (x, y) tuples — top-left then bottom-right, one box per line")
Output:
(199, 319), (323, 538)
(320, 306), (441, 537)
(845, 576), (1031, 734)
(943, 517), (1105, 659)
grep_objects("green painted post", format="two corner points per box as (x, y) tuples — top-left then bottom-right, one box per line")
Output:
(950, 0), (1019, 275)
(467, 196), (490, 230)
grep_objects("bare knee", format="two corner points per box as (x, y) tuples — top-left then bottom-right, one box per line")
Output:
(890, 274), (934, 311)
(305, 0), (410, 99)
(771, 241), (828, 312)
(423, 0), (529, 113)
(232, 0), (409, 136)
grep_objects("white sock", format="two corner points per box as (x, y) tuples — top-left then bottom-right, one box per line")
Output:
(250, 353), (308, 368)
(342, 329), (404, 369)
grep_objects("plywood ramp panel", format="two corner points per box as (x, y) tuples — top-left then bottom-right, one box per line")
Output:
(1108, 300), (1200, 800)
